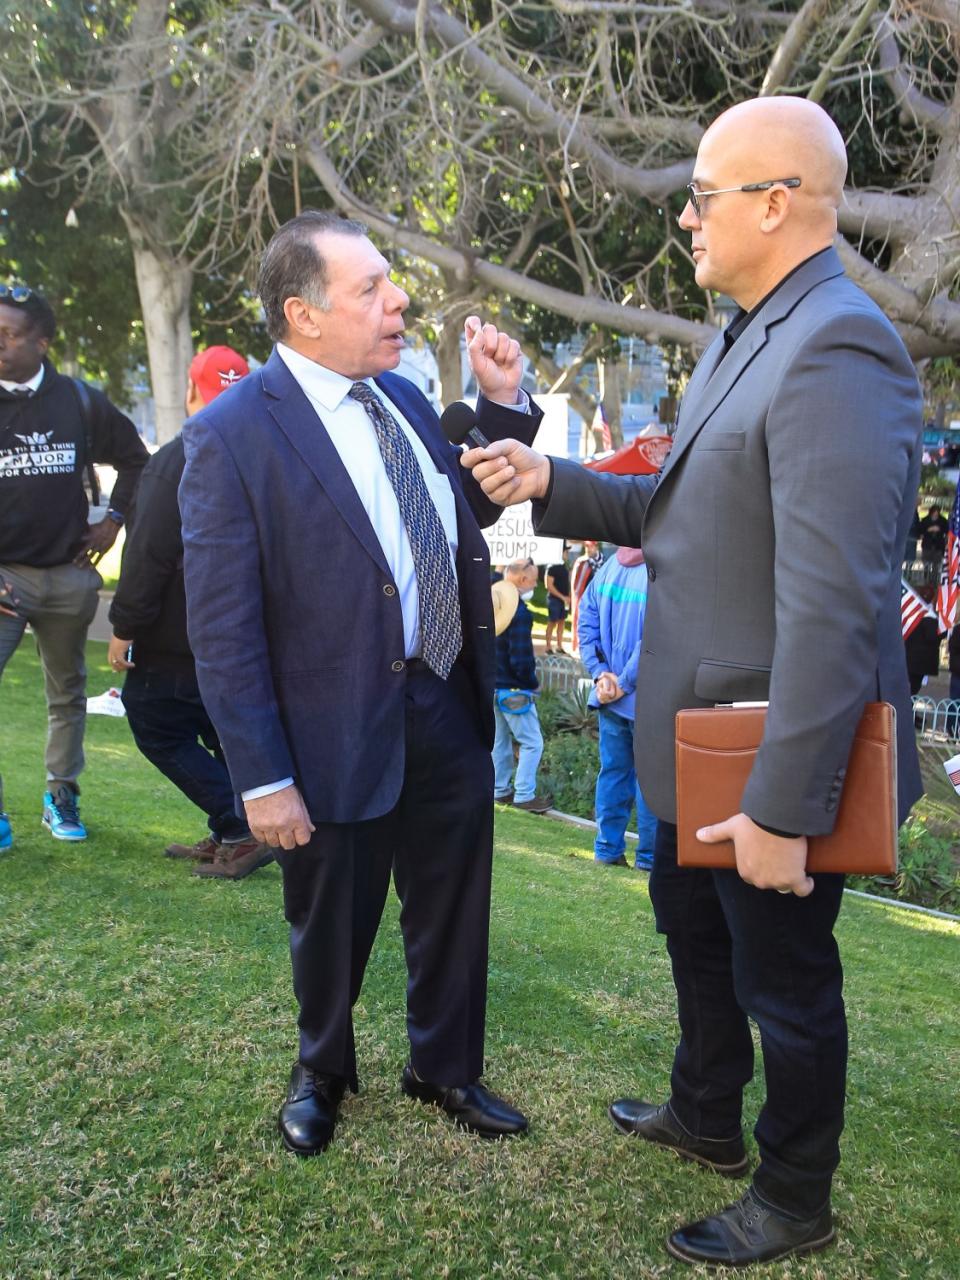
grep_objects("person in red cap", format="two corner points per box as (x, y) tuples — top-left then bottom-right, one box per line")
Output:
(107, 345), (271, 880)
(187, 345), (250, 410)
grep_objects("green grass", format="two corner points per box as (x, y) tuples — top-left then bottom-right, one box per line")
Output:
(1, 641), (959, 1278)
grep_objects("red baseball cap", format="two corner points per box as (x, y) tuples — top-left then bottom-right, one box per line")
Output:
(189, 345), (250, 405)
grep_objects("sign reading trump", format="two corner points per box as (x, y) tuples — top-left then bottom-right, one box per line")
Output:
(482, 503), (563, 567)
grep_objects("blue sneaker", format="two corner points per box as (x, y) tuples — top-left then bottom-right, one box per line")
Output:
(42, 784), (87, 842)
(0, 812), (11, 850)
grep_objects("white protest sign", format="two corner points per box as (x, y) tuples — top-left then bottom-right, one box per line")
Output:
(483, 503), (563, 566)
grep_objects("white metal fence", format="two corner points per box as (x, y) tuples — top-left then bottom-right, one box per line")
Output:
(535, 653), (591, 693)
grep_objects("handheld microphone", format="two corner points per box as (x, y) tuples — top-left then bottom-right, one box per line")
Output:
(440, 401), (491, 450)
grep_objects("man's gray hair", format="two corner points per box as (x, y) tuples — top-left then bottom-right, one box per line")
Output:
(258, 209), (367, 342)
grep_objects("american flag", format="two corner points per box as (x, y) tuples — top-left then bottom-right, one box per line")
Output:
(936, 477), (960, 632)
(901, 578), (936, 639)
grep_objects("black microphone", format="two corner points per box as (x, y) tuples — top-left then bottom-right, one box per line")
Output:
(440, 401), (490, 450)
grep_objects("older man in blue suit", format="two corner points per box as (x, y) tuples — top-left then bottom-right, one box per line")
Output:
(179, 210), (541, 1154)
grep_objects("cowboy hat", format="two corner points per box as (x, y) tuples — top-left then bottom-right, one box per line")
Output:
(491, 579), (520, 636)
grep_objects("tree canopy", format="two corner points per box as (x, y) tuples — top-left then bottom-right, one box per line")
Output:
(2, 1), (958, 433)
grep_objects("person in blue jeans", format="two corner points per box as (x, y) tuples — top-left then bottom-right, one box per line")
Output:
(492, 560), (551, 813)
(577, 546), (657, 869)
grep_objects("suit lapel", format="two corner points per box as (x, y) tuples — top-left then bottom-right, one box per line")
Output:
(654, 247), (846, 494)
(261, 351), (391, 575)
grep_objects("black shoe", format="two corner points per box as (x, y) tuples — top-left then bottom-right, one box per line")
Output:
(608, 1099), (748, 1177)
(666, 1186), (835, 1267)
(278, 1063), (346, 1156)
(401, 1064), (528, 1138)
(596, 855), (629, 867)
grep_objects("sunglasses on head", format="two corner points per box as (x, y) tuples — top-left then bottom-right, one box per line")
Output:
(0, 283), (35, 302)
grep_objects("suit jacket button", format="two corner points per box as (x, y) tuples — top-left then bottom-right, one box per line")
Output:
(391, 660), (405, 673)
(383, 584), (396, 597)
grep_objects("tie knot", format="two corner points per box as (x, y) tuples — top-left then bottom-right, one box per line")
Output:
(348, 381), (378, 410)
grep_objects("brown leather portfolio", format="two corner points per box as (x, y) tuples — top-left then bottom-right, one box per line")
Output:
(675, 701), (897, 875)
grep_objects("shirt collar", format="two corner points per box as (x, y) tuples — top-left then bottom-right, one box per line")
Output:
(276, 342), (374, 411)
(0, 363), (45, 395)
(722, 245), (833, 353)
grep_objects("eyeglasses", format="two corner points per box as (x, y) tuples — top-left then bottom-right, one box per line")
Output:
(0, 283), (34, 302)
(684, 178), (801, 220)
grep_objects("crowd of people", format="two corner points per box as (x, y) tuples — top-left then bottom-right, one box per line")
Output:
(0, 93), (927, 1270)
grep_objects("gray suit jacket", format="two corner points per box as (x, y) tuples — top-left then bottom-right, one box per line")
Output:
(536, 248), (923, 833)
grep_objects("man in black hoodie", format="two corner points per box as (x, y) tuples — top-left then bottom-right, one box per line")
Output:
(108, 346), (273, 880)
(0, 285), (147, 848)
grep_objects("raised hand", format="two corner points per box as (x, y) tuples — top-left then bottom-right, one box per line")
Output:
(464, 315), (523, 404)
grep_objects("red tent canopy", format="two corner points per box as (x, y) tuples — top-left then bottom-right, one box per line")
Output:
(583, 434), (672, 475)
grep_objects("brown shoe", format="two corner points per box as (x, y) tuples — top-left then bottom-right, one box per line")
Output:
(512, 795), (553, 814)
(165, 835), (221, 861)
(192, 838), (275, 880)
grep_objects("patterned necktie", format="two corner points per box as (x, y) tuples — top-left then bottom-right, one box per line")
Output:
(348, 381), (462, 679)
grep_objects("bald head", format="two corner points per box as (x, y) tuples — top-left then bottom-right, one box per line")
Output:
(681, 97), (848, 309)
(706, 97), (847, 215)
(504, 560), (538, 591)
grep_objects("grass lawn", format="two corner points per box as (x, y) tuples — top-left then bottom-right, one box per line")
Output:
(1, 641), (959, 1279)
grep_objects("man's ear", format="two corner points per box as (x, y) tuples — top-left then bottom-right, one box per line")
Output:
(185, 378), (204, 417)
(283, 296), (322, 340)
(759, 185), (793, 234)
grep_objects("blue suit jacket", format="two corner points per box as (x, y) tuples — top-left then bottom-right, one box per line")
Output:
(179, 349), (542, 823)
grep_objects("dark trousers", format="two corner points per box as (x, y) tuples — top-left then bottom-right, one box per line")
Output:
(649, 821), (847, 1218)
(121, 665), (248, 842)
(275, 660), (494, 1091)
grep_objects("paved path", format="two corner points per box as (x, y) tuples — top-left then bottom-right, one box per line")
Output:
(90, 591), (115, 644)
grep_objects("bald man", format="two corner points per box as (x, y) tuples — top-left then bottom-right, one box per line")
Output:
(462, 98), (922, 1267)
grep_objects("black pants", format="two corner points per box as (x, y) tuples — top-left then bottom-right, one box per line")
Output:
(121, 665), (248, 842)
(275, 660), (494, 1090)
(649, 821), (847, 1218)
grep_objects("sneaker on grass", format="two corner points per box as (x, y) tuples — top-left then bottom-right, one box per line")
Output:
(41, 783), (87, 842)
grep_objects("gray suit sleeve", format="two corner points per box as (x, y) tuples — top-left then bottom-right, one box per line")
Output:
(532, 458), (657, 546)
(742, 308), (922, 833)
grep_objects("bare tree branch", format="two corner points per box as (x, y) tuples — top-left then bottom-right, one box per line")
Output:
(761, 0), (837, 96)
(304, 140), (716, 348)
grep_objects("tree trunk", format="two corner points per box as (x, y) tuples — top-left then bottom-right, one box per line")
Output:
(128, 236), (194, 444)
(601, 358), (624, 449)
(436, 316), (464, 405)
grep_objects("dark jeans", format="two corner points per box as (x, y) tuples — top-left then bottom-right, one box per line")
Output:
(649, 821), (847, 1218)
(275, 659), (494, 1091)
(121, 665), (248, 842)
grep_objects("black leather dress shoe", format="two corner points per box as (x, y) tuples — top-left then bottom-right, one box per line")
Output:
(278, 1063), (346, 1156)
(666, 1186), (835, 1267)
(401, 1064), (528, 1138)
(608, 1098), (748, 1176)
